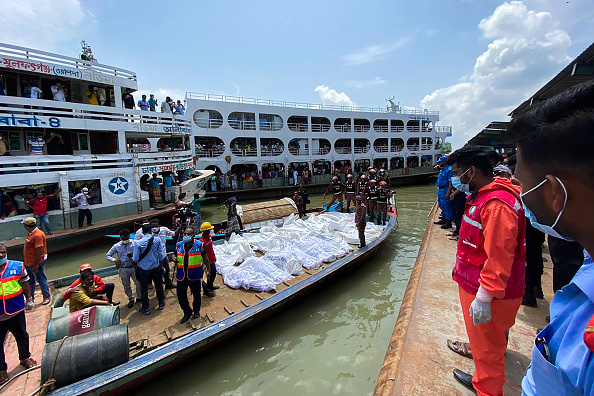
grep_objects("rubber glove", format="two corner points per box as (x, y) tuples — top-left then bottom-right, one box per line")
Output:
(469, 286), (493, 325)
(26, 297), (34, 311)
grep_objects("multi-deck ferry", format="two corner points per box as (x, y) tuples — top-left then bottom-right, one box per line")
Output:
(0, 42), (451, 240)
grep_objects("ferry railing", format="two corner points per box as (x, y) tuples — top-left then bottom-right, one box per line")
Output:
(374, 125), (389, 133)
(194, 119), (223, 128)
(260, 148), (283, 156)
(421, 144), (432, 150)
(258, 121), (283, 131)
(353, 147), (370, 154)
(0, 43), (137, 82)
(421, 127), (433, 133)
(407, 126), (420, 133)
(334, 147), (352, 154)
(230, 148), (258, 157)
(311, 123), (331, 132)
(391, 145), (404, 152)
(195, 149), (225, 158)
(288, 148), (309, 155)
(312, 148), (330, 155)
(335, 125), (352, 133)
(390, 126), (404, 133)
(288, 122), (309, 132)
(0, 154), (132, 174)
(186, 92), (440, 115)
(435, 126), (452, 133)
(228, 120), (256, 130)
(353, 125), (370, 133)
(374, 146), (389, 153)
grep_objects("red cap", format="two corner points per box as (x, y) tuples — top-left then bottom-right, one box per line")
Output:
(80, 263), (92, 272)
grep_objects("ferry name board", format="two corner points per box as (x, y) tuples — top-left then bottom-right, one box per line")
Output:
(0, 114), (61, 128)
(139, 160), (194, 175)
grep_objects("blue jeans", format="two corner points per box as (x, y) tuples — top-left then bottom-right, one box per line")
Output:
(34, 214), (51, 233)
(26, 259), (50, 299)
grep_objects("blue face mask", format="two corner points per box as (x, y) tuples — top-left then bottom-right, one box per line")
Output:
(0, 257), (6, 265)
(520, 177), (574, 242)
(451, 168), (472, 193)
(183, 236), (193, 243)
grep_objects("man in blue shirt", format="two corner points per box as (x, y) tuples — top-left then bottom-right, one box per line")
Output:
(132, 223), (166, 315)
(505, 80), (594, 395)
(434, 156), (454, 229)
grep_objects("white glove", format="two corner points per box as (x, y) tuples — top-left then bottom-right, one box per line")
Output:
(26, 298), (34, 311)
(469, 286), (493, 325)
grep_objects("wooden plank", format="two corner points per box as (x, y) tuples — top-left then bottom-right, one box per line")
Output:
(255, 294), (264, 300)
(240, 299), (250, 307)
(205, 313), (214, 323)
(224, 306), (235, 315)
(164, 328), (172, 341)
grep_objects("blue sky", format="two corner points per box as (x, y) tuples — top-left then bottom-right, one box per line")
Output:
(3, 0), (593, 147)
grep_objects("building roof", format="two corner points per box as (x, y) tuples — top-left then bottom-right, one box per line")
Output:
(509, 42), (594, 117)
(467, 121), (513, 148)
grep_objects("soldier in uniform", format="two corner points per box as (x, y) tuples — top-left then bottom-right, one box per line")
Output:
(344, 174), (357, 213)
(354, 196), (367, 248)
(376, 181), (391, 225)
(324, 176), (344, 212)
(357, 174), (368, 201)
(377, 168), (390, 188)
(365, 179), (378, 222)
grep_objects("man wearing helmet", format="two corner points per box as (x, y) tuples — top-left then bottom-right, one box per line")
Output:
(324, 176), (345, 212)
(199, 222), (219, 297)
(376, 181), (391, 225)
(365, 179), (378, 222)
(354, 196), (367, 248)
(344, 174), (357, 213)
(377, 168), (390, 188)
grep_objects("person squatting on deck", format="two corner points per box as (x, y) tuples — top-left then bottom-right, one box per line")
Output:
(133, 224), (166, 315)
(176, 227), (210, 324)
(22, 217), (51, 306)
(106, 229), (141, 309)
(355, 196), (367, 248)
(344, 174), (357, 213)
(71, 187), (93, 228)
(0, 243), (36, 385)
(504, 81), (594, 395)
(376, 181), (391, 226)
(135, 219), (176, 290)
(447, 146), (526, 396)
(435, 156), (454, 229)
(199, 222), (219, 297)
(365, 179), (378, 222)
(325, 176), (344, 212)
(59, 263), (119, 311)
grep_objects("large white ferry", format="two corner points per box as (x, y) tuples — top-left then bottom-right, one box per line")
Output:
(0, 42), (451, 240)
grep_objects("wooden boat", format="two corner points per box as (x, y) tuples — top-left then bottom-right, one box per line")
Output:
(47, 198), (397, 395)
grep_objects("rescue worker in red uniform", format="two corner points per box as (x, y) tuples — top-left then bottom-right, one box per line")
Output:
(324, 176), (344, 212)
(376, 181), (391, 225)
(377, 168), (390, 188)
(365, 179), (378, 222)
(446, 146), (526, 395)
(344, 174), (357, 213)
(199, 222), (219, 297)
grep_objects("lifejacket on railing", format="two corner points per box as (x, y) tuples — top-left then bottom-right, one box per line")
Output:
(176, 240), (204, 281)
(454, 185), (526, 299)
(0, 260), (26, 317)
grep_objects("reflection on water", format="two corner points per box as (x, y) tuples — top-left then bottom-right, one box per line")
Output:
(126, 183), (436, 396)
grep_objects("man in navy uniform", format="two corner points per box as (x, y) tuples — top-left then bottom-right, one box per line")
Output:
(505, 80), (594, 395)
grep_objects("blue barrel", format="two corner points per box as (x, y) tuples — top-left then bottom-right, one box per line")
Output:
(46, 305), (120, 343)
(41, 324), (129, 387)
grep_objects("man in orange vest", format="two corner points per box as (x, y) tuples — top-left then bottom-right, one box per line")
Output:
(446, 146), (526, 395)
(0, 242), (36, 385)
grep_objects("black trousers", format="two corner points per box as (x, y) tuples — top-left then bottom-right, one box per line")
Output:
(205, 263), (217, 290)
(452, 193), (466, 234)
(525, 222), (546, 288)
(548, 235), (585, 292)
(98, 283), (115, 303)
(0, 311), (30, 371)
(177, 279), (201, 316)
(161, 258), (173, 286)
(137, 266), (165, 310)
(78, 209), (92, 227)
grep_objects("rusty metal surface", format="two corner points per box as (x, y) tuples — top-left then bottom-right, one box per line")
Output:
(375, 204), (553, 396)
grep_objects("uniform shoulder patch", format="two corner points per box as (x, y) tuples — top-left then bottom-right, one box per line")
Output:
(584, 314), (594, 351)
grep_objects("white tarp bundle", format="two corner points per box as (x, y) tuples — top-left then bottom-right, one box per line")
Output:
(214, 212), (386, 291)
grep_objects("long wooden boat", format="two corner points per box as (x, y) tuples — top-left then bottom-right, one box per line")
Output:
(48, 200), (397, 395)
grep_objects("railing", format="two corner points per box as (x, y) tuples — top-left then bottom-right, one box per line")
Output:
(259, 121), (283, 131)
(353, 125), (370, 133)
(288, 122), (309, 132)
(421, 144), (433, 150)
(186, 92), (440, 115)
(230, 148), (258, 157)
(312, 148), (331, 155)
(0, 42), (137, 82)
(335, 125), (352, 133)
(288, 148), (309, 155)
(391, 126), (404, 133)
(261, 148), (283, 156)
(228, 120), (256, 130)
(195, 118), (223, 128)
(334, 147), (351, 154)
(354, 147), (370, 154)
(374, 146), (389, 153)
(195, 149), (225, 158)
(391, 145), (404, 152)
(435, 126), (452, 133)
(0, 96), (191, 128)
(407, 126), (420, 133)
(0, 154), (131, 175)
(421, 127), (433, 133)
(407, 145), (420, 151)
(311, 123), (331, 132)
(374, 125), (389, 133)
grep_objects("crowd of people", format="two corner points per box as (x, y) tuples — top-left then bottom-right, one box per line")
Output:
(432, 81), (593, 396)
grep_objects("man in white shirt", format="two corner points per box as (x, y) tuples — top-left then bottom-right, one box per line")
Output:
(161, 97), (173, 113)
(135, 218), (177, 289)
(71, 187), (92, 228)
(293, 169), (298, 186)
(50, 80), (65, 102)
(30, 83), (42, 99)
(106, 229), (141, 308)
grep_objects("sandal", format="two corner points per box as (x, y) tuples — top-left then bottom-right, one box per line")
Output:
(449, 236), (459, 241)
(20, 357), (38, 369)
(447, 339), (473, 359)
(446, 232), (457, 237)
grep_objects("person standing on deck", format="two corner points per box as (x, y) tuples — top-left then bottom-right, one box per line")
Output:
(324, 176), (344, 212)
(71, 187), (92, 228)
(133, 224), (166, 315)
(435, 156), (454, 229)
(503, 81), (594, 396)
(106, 229), (141, 309)
(0, 242), (36, 385)
(356, 174), (368, 201)
(148, 94), (158, 111)
(191, 193), (214, 231)
(297, 184), (309, 213)
(376, 181), (391, 226)
(26, 188), (61, 235)
(135, 219), (176, 290)
(293, 168), (299, 186)
(21, 217), (50, 306)
(293, 191), (305, 218)
(446, 147), (526, 395)
(354, 196), (367, 248)
(199, 222), (218, 297)
(344, 174), (357, 213)
(365, 179), (378, 222)
(224, 196), (241, 236)
(176, 227), (210, 324)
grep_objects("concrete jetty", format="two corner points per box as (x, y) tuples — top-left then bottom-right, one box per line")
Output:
(375, 204), (552, 395)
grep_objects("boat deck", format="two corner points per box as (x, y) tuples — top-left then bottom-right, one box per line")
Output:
(374, 205), (552, 396)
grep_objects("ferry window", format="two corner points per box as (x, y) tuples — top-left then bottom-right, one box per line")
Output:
(7, 131), (21, 150)
(72, 132), (90, 151)
(89, 131), (117, 154)
(1, 184), (62, 217)
(68, 180), (102, 208)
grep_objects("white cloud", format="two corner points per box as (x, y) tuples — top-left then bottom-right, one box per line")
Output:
(343, 38), (409, 65)
(0, 0), (90, 51)
(420, 1), (571, 149)
(314, 85), (357, 107)
(346, 76), (386, 89)
(233, 83), (241, 96)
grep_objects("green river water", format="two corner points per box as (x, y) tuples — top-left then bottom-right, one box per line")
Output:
(41, 183), (436, 395)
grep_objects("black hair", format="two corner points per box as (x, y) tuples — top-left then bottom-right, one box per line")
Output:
(486, 150), (501, 164)
(504, 80), (594, 180)
(150, 218), (160, 225)
(119, 229), (130, 238)
(446, 146), (493, 175)
(81, 269), (94, 280)
(141, 223), (152, 234)
(507, 154), (517, 168)
(185, 226), (194, 234)
(194, 193), (200, 199)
